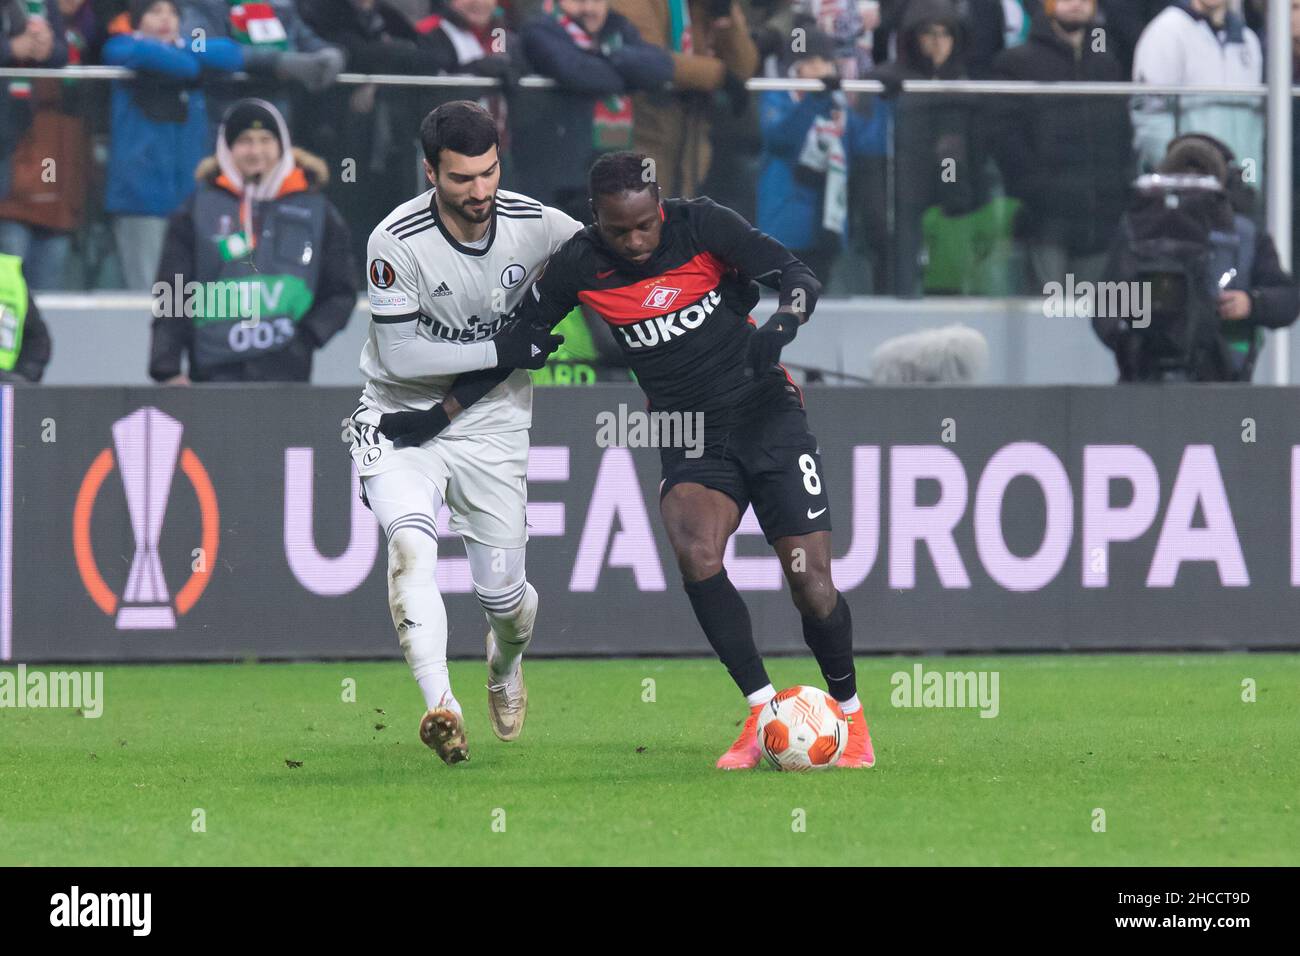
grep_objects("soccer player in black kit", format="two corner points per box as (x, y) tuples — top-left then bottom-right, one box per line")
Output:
(380, 152), (874, 769)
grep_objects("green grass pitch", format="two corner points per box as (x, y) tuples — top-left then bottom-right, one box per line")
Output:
(1, 654), (1297, 866)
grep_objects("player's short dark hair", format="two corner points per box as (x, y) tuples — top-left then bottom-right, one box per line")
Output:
(588, 151), (659, 206)
(420, 101), (499, 171)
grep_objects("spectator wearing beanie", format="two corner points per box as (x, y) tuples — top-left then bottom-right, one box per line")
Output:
(149, 99), (357, 384)
(102, 0), (243, 288)
(989, 0), (1133, 288)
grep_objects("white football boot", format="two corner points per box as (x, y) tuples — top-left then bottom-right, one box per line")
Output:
(485, 630), (528, 741)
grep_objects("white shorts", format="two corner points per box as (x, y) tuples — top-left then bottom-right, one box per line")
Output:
(347, 404), (529, 549)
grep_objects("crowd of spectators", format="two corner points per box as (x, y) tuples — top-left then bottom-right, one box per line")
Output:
(0, 0), (1295, 302)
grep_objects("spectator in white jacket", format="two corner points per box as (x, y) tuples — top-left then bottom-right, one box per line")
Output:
(1130, 0), (1263, 178)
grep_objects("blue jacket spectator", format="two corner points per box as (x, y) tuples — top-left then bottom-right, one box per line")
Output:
(102, 0), (243, 287)
(515, 0), (671, 221)
(758, 26), (886, 287)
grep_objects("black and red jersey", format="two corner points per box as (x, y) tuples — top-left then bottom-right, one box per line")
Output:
(517, 197), (821, 419)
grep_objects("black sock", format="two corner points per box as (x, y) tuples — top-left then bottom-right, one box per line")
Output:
(683, 569), (770, 697)
(802, 592), (856, 702)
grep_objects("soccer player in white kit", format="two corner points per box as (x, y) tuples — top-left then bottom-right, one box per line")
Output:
(346, 102), (579, 764)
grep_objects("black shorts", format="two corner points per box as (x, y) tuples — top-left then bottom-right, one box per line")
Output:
(659, 396), (832, 544)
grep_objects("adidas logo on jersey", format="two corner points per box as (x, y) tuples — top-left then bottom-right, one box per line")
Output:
(531, 344), (542, 357)
(430, 282), (454, 297)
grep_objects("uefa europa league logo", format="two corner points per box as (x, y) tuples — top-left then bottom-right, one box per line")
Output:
(74, 407), (219, 630)
(113, 408), (183, 627)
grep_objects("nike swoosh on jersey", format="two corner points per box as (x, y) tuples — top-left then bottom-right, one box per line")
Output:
(807, 507), (827, 519)
(596, 269), (616, 279)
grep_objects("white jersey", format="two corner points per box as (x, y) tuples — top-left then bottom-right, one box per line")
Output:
(359, 188), (581, 435)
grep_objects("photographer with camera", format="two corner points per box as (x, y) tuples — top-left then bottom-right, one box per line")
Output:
(1092, 134), (1298, 383)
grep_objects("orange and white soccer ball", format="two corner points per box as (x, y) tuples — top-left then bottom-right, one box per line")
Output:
(757, 685), (848, 771)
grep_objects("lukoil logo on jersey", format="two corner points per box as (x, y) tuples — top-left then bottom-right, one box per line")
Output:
(73, 407), (220, 630)
(618, 289), (722, 350)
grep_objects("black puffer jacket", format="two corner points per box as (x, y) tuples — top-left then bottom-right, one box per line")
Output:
(989, 15), (1134, 255)
(871, 0), (989, 217)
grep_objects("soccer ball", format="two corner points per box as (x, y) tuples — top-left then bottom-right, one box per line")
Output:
(757, 685), (848, 771)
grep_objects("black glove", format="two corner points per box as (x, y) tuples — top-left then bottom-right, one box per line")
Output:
(379, 405), (452, 449)
(744, 312), (799, 378)
(876, 74), (903, 100)
(492, 319), (564, 370)
(821, 74), (842, 93)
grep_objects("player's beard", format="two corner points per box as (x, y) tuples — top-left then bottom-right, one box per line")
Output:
(455, 195), (495, 225)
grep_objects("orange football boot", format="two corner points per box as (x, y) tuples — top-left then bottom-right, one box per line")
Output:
(836, 708), (876, 768)
(716, 703), (765, 770)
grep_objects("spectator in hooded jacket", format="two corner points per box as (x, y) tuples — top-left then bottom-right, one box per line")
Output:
(874, 0), (1041, 78)
(990, 0), (1133, 288)
(102, 0), (244, 289)
(517, 0), (672, 220)
(757, 24), (887, 288)
(149, 99), (357, 384)
(870, 0), (990, 296)
(1131, 0), (1263, 177)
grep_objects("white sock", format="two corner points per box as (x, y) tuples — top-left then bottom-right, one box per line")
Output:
(483, 582), (537, 681)
(838, 694), (862, 715)
(386, 528), (453, 712)
(746, 684), (776, 708)
(416, 672), (460, 714)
